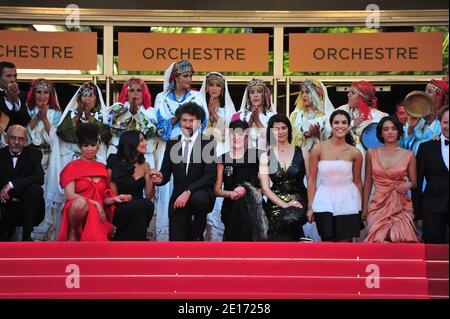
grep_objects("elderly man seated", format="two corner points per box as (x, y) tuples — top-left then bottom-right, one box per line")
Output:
(0, 125), (44, 241)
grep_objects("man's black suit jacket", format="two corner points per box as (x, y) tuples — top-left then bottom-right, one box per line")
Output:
(0, 90), (31, 128)
(413, 139), (449, 220)
(0, 146), (44, 197)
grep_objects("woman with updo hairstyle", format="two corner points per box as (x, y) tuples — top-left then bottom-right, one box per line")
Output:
(363, 116), (420, 243)
(58, 123), (128, 241)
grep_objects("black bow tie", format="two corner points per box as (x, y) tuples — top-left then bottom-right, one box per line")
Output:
(445, 139), (449, 146)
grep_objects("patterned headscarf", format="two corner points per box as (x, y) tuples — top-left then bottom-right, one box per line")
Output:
(118, 77), (152, 109)
(243, 78), (272, 113)
(350, 81), (378, 121)
(429, 79), (449, 97)
(76, 81), (101, 110)
(26, 78), (60, 111)
(295, 80), (325, 114)
(168, 60), (194, 92)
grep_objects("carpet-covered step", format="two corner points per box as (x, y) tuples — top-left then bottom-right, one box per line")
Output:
(0, 242), (429, 259)
(426, 261), (449, 278)
(0, 292), (430, 299)
(0, 276), (429, 295)
(428, 279), (449, 297)
(0, 259), (427, 278)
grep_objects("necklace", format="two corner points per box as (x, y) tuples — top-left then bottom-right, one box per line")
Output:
(278, 144), (289, 152)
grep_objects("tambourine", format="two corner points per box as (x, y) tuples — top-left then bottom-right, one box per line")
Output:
(361, 123), (384, 150)
(0, 111), (10, 134)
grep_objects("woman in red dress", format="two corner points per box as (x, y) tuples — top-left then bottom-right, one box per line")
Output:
(58, 123), (130, 241)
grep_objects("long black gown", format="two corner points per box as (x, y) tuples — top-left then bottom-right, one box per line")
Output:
(266, 146), (308, 241)
(107, 154), (154, 241)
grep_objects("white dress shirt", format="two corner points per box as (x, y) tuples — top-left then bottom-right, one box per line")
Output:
(181, 130), (199, 175)
(10, 151), (20, 169)
(8, 151), (20, 189)
(0, 88), (21, 112)
(441, 134), (449, 171)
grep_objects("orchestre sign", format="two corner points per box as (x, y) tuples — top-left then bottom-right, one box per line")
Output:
(118, 33), (269, 72)
(0, 31), (97, 70)
(0, 30), (442, 73)
(289, 32), (443, 72)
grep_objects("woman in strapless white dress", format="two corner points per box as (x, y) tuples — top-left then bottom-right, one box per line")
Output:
(307, 110), (364, 242)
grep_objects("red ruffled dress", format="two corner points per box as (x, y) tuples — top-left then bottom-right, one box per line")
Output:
(58, 159), (115, 241)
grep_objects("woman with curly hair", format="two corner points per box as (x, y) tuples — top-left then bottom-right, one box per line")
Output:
(58, 123), (127, 241)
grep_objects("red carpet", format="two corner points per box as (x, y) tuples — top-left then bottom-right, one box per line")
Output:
(0, 242), (447, 299)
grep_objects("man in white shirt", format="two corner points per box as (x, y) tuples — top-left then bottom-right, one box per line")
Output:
(152, 102), (217, 241)
(0, 61), (30, 129)
(414, 106), (449, 244)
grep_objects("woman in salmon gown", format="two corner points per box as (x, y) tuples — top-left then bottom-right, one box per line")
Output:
(58, 123), (129, 241)
(363, 116), (421, 243)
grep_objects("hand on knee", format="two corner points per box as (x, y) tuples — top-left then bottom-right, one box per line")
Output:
(70, 198), (88, 214)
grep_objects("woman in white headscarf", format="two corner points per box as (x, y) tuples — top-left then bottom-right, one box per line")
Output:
(290, 79), (335, 151)
(45, 82), (111, 240)
(200, 72), (235, 156)
(26, 79), (62, 174)
(106, 77), (158, 169)
(199, 72), (235, 241)
(25, 79), (62, 241)
(153, 60), (208, 241)
(231, 78), (276, 151)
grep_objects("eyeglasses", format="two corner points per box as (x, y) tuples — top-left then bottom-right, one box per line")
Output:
(8, 136), (26, 143)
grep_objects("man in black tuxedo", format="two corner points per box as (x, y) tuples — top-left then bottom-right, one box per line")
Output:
(414, 106), (449, 244)
(152, 102), (217, 241)
(0, 125), (45, 241)
(0, 61), (31, 129)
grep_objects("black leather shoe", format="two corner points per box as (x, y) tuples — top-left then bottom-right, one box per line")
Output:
(22, 231), (33, 242)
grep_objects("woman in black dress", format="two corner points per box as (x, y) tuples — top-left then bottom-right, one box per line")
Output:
(214, 120), (266, 241)
(259, 114), (310, 241)
(107, 130), (155, 241)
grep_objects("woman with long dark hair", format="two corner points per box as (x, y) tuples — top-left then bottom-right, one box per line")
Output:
(308, 110), (363, 242)
(259, 114), (310, 241)
(107, 130), (155, 241)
